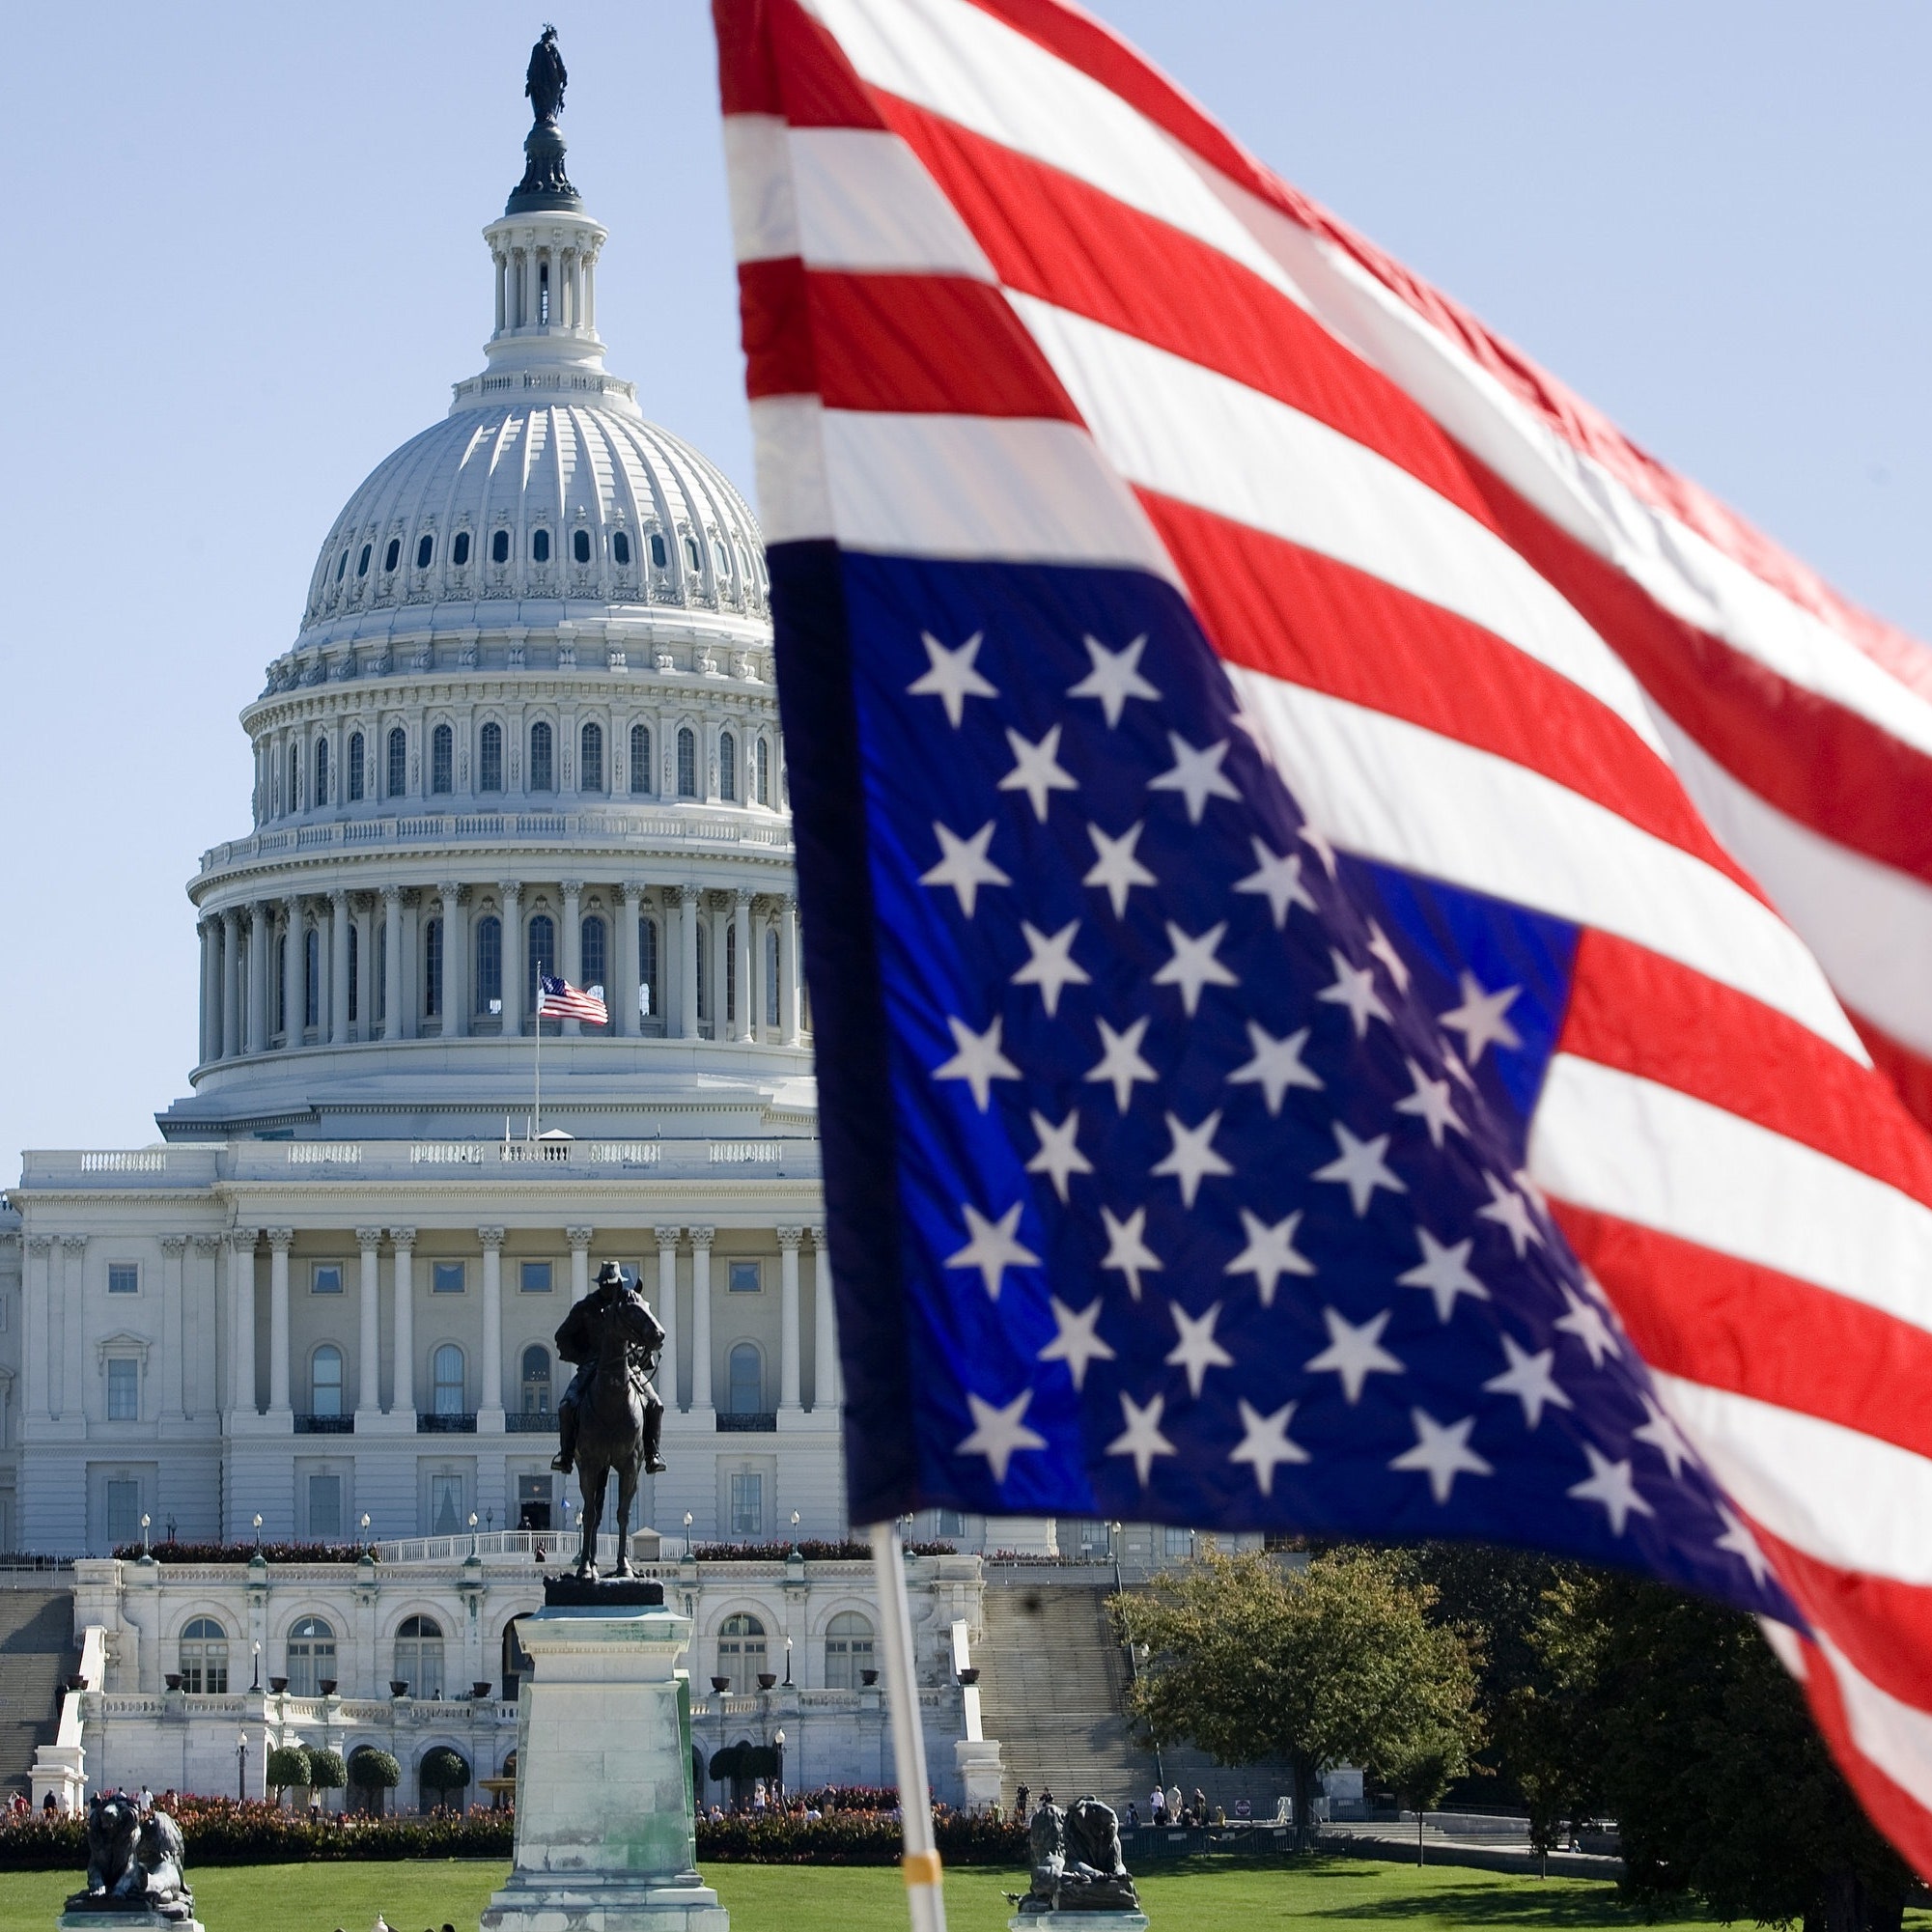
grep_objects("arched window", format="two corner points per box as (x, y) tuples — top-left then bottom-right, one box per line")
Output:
(491, 528), (510, 565)
(694, 920), (709, 1023)
(286, 1616), (336, 1697)
(529, 721), (554, 792)
(580, 721), (603, 793)
(639, 916), (658, 1022)
(719, 732), (737, 802)
(475, 915), (502, 1014)
(714, 538), (729, 572)
(416, 534), (434, 570)
(521, 1346), (552, 1415)
(348, 732), (365, 802)
(573, 527), (592, 565)
(756, 738), (770, 806)
(453, 531), (470, 568)
(676, 727), (696, 798)
(433, 1344), (465, 1417)
(727, 1342), (764, 1416)
(383, 537), (401, 572)
(613, 530), (631, 567)
(630, 724), (651, 795)
(303, 928), (320, 1029)
(431, 723), (454, 795)
(394, 1615), (444, 1700)
(315, 737), (330, 806)
(649, 533), (668, 570)
(274, 934), (288, 1034)
(336, 549), (349, 583)
(387, 726), (407, 798)
(527, 914), (556, 1012)
(684, 535), (702, 572)
(725, 922), (737, 1028)
(532, 528), (551, 564)
(179, 1616), (229, 1694)
(823, 1612), (875, 1691)
(766, 928), (780, 1029)
(348, 923), (359, 1022)
(479, 721), (503, 793)
(288, 742), (300, 815)
(581, 916), (606, 1008)
(357, 543), (372, 577)
(424, 916), (443, 1020)
(310, 1344), (343, 1418)
(717, 1613), (767, 1686)
(374, 923), (386, 1027)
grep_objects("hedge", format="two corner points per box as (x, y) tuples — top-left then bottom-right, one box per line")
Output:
(111, 1542), (374, 1565)
(686, 1540), (956, 1562)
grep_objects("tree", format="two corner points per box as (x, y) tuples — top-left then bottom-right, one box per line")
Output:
(420, 1747), (471, 1810)
(1110, 1547), (1481, 1849)
(306, 1748), (348, 1810)
(265, 1744), (310, 1805)
(348, 1745), (401, 1816)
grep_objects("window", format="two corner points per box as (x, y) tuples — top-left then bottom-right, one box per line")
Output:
(491, 528), (510, 565)
(106, 1359), (139, 1421)
(105, 1480), (140, 1546)
(685, 535), (701, 572)
(179, 1617), (228, 1694)
(453, 531), (470, 567)
(374, 924), (385, 1026)
(521, 1344), (552, 1413)
(431, 723), (453, 794)
(433, 1263), (464, 1296)
(348, 732), (365, 801)
(727, 1475), (764, 1541)
(756, 738), (770, 806)
(311, 1346), (343, 1418)
(613, 530), (631, 567)
(580, 721), (603, 792)
(395, 1616), (444, 1700)
(714, 538), (730, 572)
(275, 934), (288, 1033)
(695, 920), (709, 1022)
(729, 1261), (761, 1295)
(649, 532), (667, 569)
(107, 1264), (138, 1296)
(287, 1616), (336, 1697)
(719, 732), (737, 802)
(479, 721), (503, 792)
(529, 721), (554, 792)
(433, 1344), (465, 1415)
(725, 923), (737, 1028)
(316, 736), (330, 805)
(629, 724), (651, 794)
(387, 726), (406, 798)
(383, 537), (401, 572)
(727, 1342), (763, 1416)
(527, 914), (555, 1010)
(288, 742), (300, 815)
(416, 534), (434, 570)
(639, 916), (658, 1020)
(312, 1264), (344, 1296)
(430, 1474), (463, 1535)
(309, 1473), (342, 1538)
(519, 1261), (552, 1295)
(348, 924), (358, 1021)
(937, 1509), (967, 1538)
(573, 527), (591, 565)
(336, 549), (348, 583)
(677, 727), (696, 797)
(304, 928), (320, 1028)
(424, 916), (442, 1019)
(580, 916), (606, 1005)
(718, 1611), (766, 1679)
(357, 543), (372, 577)
(766, 929), (780, 1029)
(475, 915), (502, 1012)
(824, 1612), (875, 1690)
(532, 528), (550, 564)
(1163, 1526), (1194, 1558)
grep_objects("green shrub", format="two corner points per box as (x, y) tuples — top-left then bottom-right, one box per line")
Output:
(347, 1745), (401, 1813)
(420, 1747), (471, 1803)
(266, 1745), (311, 1799)
(308, 1748), (348, 1793)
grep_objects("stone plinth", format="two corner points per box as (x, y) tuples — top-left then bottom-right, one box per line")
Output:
(1009, 1916), (1149, 1931)
(59, 1916), (204, 1932)
(481, 1590), (727, 1932)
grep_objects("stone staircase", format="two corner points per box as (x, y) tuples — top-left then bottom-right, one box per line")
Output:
(0, 1588), (75, 1797)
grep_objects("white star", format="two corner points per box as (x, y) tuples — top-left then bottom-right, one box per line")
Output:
(908, 630), (995, 726)
(1225, 1208), (1315, 1307)
(1567, 1444), (1654, 1537)
(1230, 1399), (1310, 1497)
(998, 723), (1078, 822)
(934, 1014), (1021, 1111)
(1316, 950), (1392, 1039)
(1151, 1110), (1233, 1208)
(1012, 919), (1091, 1018)
(1476, 1172), (1543, 1257)
(1482, 1335), (1572, 1430)
(1554, 1284), (1619, 1367)
(1100, 1206), (1162, 1302)
(944, 1201), (1039, 1301)
(956, 1386), (1045, 1483)
(1393, 1058), (1466, 1148)
(1714, 1504), (1772, 1588)
(1391, 1411), (1494, 1504)
(920, 820), (1010, 917)
(1365, 921), (1412, 994)
(1038, 1296), (1115, 1391)
(1304, 1305), (1403, 1404)
(1083, 822), (1158, 919)
(1300, 823), (1339, 877)
(1165, 1301), (1235, 1398)
(1440, 971), (1524, 1064)
(1228, 1022), (1323, 1114)
(1397, 1228), (1490, 1323)
(1086, 1016), (1158, 1113)
(1312, 1122), (1407, 1217)
(1026, 1109), (1093, 1203)
(1153, 920), (1239, 1017)
(1068, 632), (1161, 726)
(1234, 838), (1317, 928)
(1632, 1392), (1694, 1478)
(1148, 732), (1241, 824)
(1106, 1389), (1176, 1485)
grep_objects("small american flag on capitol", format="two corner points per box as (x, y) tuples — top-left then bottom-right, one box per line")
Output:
(537, 975), (607, 1025)
(714, 0), (1932, 1868)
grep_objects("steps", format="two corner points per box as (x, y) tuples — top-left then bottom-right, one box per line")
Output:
(0, 1588), (74, 1797)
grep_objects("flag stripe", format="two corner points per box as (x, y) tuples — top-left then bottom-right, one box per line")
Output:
(1760, 1532), (1932, 1715)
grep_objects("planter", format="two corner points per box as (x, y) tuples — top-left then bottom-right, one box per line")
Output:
(756, 1672), (777, 1691)
(318, 1679), (337, 1696)
(956, 1667), (980, 1687)
(390, 1681), (410, 1697)
(163, 1674), (182, 1692)
(711, 1675), (731, 1694)
(268, 1677), (289, 1694)
(472, 1681), (494, 1700)
(860, 1669), (879, 1687)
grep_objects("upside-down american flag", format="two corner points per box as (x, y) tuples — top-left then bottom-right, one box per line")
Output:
(538, 975), (608, 1025)
(714, 0), (1932, 1868)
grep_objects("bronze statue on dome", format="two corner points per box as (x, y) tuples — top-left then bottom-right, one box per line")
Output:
(525, 25), (568, 126)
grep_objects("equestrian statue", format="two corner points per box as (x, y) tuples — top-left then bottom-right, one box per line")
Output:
(550, 1260), (667, 1580)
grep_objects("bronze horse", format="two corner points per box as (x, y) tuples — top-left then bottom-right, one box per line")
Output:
(569, 1285), (664, 1579)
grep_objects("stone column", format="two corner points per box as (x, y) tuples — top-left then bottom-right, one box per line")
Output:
(441, 882), (470, 1039)
(777, 1227), (803, 1413)
(710, 900), (729, 1042)
(811, 1226), (838, 1413)
(568, 1228), (594, 1304)
(501, 882), (524, 1034)
(267, 1228), (294, 1416)
(733, 892), (754, 1044)
(330, 890), (351, 1045)
(400, 889), (421, 1040)
(479, 1228), (506, 1422)
(614, 882), (640, 1037)
(229, 1230), (258, 1414)
(654, 1227), (681, 1411)
(57, 1237), (86, 1420)
(190, 1234), (223, 1421)
(382, 886), (404, 1041)
(159, 1236), (187, 1422)
(391, 1227), (416, 1414)
(22, 1236), (51, 1422)
(197, 922), (214, 1064)
(689, 1227), (714, 1412)
(356, 1229), (383, 1416)
(781, 896), (801, 1046)
(560, 882), (583, 1034)
(678, 884), (700, 1039)
(221, 910), (242, 1059)
(281, 898), (302, 1047)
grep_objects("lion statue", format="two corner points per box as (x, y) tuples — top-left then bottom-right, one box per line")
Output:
(65, 1792), (193, 1919)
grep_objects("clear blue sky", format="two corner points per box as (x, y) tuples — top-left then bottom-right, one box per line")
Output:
(5, 1), (1929, 1167)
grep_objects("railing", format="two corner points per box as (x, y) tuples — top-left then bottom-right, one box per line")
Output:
(417, 1413), (477, 1434)
(709, 1142), (783, 1164)
(370, 1529), (676, 1567)
(294, 1414), (354, 1435)
(286, 1143), (361, 1166)
(79, 1151), (165, 1173)
(716, 1412), (778, 1433)
(506, 1412), (558, 1433)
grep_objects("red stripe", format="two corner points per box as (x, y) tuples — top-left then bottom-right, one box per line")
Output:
(1797, 1632), (1932, 1876)
(1756, 1532), (1932, 1717)
(1134, 490), (1769, 906)
(738, 257), (819, 400)
(1848, 1006), (1932, 1139)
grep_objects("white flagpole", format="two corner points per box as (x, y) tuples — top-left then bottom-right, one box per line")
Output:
(533, 966), (543, 1139)
(869, 1519), (948, 1932)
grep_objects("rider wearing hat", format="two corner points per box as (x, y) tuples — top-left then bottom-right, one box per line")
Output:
(551, 1261), (667, 1477)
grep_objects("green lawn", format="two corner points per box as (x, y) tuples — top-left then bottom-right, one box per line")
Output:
(0, 1854), (1906, 1932)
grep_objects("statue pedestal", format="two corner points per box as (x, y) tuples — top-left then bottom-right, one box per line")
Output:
(1008, 1916), (1149, 1930)
(59, 1916), (205, 1932)
(481, 1584), (727, 1932)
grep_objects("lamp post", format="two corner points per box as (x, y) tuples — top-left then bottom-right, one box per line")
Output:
(773, 1728), (785, 1806)
(139, 1514), (151, 1558)
(252, 1512), (263, 1549)
(783, 1636), (793, 1688)
(360, 1513), (372, 1549)
(251, 1641), (261, 1693)
(469, 1511), (480, 1558)
(237, 1730), (248, 1802)
(683, 1510), (693, 1553)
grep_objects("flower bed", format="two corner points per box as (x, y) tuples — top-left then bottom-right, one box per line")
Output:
(686, 1540), (956, 1562)
(109, 1542), (374, 1565)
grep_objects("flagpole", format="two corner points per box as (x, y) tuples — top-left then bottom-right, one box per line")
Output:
(869, 1519), (948, 1932)
(533, 969), (543, 1139)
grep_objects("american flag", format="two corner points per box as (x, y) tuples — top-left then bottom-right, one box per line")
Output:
(715, 0), (1932, 1869)
(537, 975), (607, 1025)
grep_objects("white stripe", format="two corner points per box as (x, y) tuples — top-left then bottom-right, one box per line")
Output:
(1655, 1374), (1932, 1588)
(1817, 1636), (1932, 1811)
(1530, 1056), (1932, 1332)
(723, 114), (799, 264)
(790, 126), (996, 277)
(750, 394), (834, 545)
(1012, 294), (1669, 759)
(1227, 668), (1864, 1057)
(1660, 720), (1932, 1057)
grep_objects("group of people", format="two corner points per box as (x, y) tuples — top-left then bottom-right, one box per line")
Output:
(1009, 1779), (1255, 1833)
